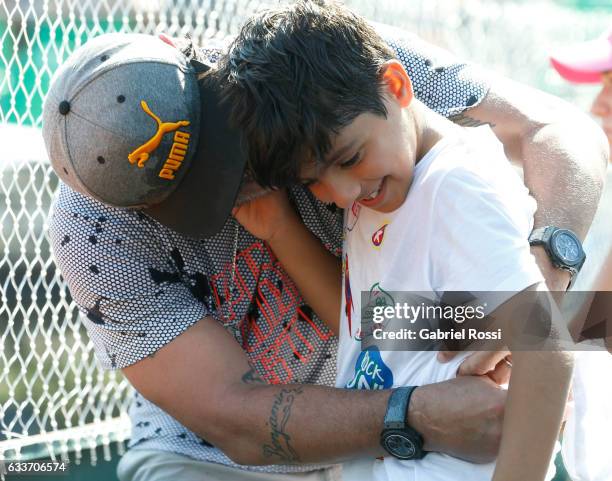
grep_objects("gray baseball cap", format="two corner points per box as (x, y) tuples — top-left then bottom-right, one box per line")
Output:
(42, 33), (246, 238)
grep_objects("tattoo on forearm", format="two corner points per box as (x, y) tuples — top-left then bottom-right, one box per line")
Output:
(262, 387), (304, 463)
(449, 112), (496, 128)
(241, 367), (265, 384)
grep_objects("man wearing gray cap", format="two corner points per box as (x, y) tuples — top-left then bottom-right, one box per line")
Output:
(43, 29), (607, 481)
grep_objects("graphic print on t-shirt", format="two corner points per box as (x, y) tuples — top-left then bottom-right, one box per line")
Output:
(371, 222), (389, 248)
(357, 283), (396, 342)
(208, 241), (335, 384)
(346, 346), (394, 389)
(364, 283), (395, 319)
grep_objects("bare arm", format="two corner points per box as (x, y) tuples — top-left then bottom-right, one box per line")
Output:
(266, 210), (342, 336)
(493, 351), (572, 481)
(123, 317), (506, 465)
(452, 74), (609, 291)
(487, 285), (574, 481)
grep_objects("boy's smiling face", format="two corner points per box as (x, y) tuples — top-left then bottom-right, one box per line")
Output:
(300, 61), (418, 212)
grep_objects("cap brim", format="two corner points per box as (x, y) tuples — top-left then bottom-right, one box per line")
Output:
(145, 77), (246, 239)
(550, 36), (612, 84)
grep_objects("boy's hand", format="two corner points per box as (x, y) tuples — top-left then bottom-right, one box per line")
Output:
(232, 189), (300, 243)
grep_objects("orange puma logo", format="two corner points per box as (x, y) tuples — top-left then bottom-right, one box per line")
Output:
(128, 100), (190, 168)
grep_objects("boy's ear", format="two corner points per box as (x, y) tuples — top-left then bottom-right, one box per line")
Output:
(382, 60), (413, 108)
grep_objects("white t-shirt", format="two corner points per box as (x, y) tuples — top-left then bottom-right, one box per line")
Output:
(336, 126), (546, 481)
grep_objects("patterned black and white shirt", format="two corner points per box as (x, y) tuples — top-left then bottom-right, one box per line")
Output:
(48, 25), (489, 473)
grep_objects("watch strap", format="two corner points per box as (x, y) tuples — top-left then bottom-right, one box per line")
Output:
(384, 386), (418, 430)
(528, 226), (552, 246)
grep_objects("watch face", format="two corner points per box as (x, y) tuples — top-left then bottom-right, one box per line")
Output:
(383, 433), (416, 459)
(552, 231), (582, 264)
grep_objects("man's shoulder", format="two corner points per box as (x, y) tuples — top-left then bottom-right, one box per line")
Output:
(51, 183), (140, 230)
(48, 183), (183, 286)
(48, 184), (214, 370)
(372, 23), (490, 118)
(49, 183), (189, 245)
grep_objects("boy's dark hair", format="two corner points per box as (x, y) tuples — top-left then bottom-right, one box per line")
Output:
(216, 0), (395, 188)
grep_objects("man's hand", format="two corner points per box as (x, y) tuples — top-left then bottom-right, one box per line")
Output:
(410, 376), (506, 463)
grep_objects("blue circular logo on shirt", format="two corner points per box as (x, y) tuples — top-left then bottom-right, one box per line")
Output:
(346, 346), (394, 390)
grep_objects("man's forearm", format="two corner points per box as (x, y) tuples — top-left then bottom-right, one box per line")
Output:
(126, 317), (507, 467)
(220, 380), (391, 465)
(207, 374), (506, 466)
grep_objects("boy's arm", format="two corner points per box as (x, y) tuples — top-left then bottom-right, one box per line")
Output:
(493, 350), (572, 481)
(267, 215), (342, 335)
(233, 190), (342, 334)
(487, 285), (574, 481)
(452, 73), (609, 291)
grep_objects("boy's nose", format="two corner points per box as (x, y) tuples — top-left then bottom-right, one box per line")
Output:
(591, 84), (612, 118)
(310, 172), (361, 209)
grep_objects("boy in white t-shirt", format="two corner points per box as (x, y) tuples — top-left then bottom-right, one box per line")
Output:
(226, 2), (574, 480)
